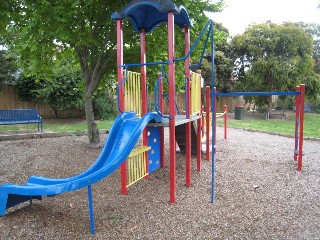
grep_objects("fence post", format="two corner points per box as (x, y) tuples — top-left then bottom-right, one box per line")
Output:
(224, 105), (228, 140)
(294, 86), (300, 161)
(298, 84), (305, 172)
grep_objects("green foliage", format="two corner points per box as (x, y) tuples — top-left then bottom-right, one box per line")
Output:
(295, 22), (320, 70)
(231, 22), (316, 109)
(313, 97), (320, 113)
(0, 50), (18, 89)
(36, 72), (84, 117)
(16, 75), (39, 101)
(93, 91), (117, 120)
(2, 0), (225, 144)
(275, 96), (295, 110)
(139, 0), (226, 90)
(200, 22), (233, 91)
(16, 71), (84, 118)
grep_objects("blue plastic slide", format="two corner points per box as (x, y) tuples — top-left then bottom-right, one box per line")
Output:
(0, 112), (161, 226)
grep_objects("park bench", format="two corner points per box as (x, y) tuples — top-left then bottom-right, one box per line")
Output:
(0, 109), (42, 131)
(264, 109), (288, 120)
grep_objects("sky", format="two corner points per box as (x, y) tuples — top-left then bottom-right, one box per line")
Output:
(208, 0), (320, 36)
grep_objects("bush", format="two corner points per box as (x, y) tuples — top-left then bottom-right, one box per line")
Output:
(93, 91), (117, 120)
(275, 96), (294, 110)
(313, 98), (320, 114)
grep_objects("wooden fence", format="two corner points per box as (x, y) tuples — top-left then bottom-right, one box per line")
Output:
(0, 86), (84, 118)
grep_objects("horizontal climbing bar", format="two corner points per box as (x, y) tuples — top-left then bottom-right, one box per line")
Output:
(213, 91), (299, 97)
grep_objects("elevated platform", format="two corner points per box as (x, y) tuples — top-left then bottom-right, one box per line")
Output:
(147, 114), (201, 127)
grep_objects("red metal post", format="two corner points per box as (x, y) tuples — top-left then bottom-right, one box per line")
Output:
(224, 105), (228, 140)
(206, 86), (210, 161)
(185, 25), (191, 187)
(294, 86), (300, 161)
(214, 87), (217, 154)
(117, 20), (127, 195)
(159, 73), (165, 168)
(298, 84), (305, 172)
(168, 12), (176, 203)
(140, 29), (149, 178)
(117, 20), (124, 111)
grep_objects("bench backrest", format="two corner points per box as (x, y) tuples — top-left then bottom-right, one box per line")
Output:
(0, 109), (41, 121)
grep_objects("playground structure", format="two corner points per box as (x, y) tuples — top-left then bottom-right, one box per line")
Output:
(112, 1), (215, 202)
(0, 0), (306, 235)
(0, 0), (214, 234)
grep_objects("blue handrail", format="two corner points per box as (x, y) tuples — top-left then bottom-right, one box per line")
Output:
(174, 19), (213, 62)
(154, 75), (172, 119)
(117, 69), (129, 113)
(190, 22), (213, 69)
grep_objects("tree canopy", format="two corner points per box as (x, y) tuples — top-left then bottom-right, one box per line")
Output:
(231, 22), (319, 112)
(2, 0), (224, 146)
(295, 22), (320, 74)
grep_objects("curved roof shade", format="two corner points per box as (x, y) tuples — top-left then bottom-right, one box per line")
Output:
(111, 0), (192, 33)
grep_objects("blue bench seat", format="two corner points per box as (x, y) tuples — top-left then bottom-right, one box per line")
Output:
(0, 109), (42, 131)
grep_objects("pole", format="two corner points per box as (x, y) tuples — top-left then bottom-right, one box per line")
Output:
(87, 185), (95, 234)
(214, 87), (217, 154)
(168, 12), (176, 203)
(298, 84), (305, 171)
(140, 29), (149, 178)
(210, 21), (215, 204)
(197, 70), (202, 172)
(294, 86), (300, 161)
(159, 73), (165, 168)
(224, 105), (228, 140)
(185, 25), (191, 187)
(117, 20), (128, 195)
(206, 86), (210, 161)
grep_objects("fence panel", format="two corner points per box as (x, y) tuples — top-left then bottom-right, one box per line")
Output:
(0, 86), (84, 118)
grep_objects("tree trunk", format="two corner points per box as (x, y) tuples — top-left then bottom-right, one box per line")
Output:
(84, 93), (100, 148)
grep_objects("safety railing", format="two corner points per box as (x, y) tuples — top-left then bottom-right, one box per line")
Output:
(126, 146), (151, 187)
(154, 74), (172, 119)
(202, 105), (228, 141)
(191, 71), (202, 115)
(117, 70), (142, 116)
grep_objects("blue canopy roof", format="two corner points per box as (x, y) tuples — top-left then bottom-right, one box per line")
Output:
(111, 0), (192, 33)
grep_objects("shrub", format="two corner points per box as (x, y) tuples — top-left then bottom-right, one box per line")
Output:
(93, 91), (117, 120)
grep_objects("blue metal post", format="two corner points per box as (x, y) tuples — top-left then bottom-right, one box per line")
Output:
(210, 21), (215, 204)
(87, 185), (95, 234)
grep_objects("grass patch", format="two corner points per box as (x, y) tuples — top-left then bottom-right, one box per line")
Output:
(217, 113), (320, 139)
(0, 119), (115, 133)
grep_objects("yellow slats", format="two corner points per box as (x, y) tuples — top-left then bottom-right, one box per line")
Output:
(124, 71), (142, 116)
(191, 71), (202, 115)
(127, 146), (151, 187)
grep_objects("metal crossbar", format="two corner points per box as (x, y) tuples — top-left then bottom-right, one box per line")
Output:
(214, 91), (299, 97)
